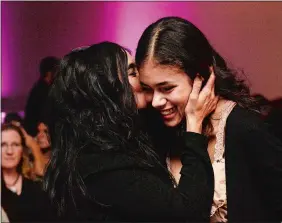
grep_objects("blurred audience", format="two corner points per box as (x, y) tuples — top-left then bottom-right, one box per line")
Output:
(24, 56), (59, 136)
(34, 122), (51, 173)
(1, 124), (57, 222)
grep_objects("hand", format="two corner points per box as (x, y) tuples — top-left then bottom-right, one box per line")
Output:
(185, 70), (218, 133)
(18, 125), (37, 148)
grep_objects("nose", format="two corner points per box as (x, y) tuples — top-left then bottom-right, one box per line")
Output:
(152, 92), (166, 109)
(6, 145), (14, 154)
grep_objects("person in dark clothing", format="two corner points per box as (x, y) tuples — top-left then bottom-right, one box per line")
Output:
(43, 42), (218, 222)
(135, 16), (282, 222)
(1, 124), (57, 222)
(24, 56), (59, 136)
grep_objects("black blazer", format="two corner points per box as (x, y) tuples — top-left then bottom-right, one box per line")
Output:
(76, 133), (214, 222)
(225, 105), (282, 222)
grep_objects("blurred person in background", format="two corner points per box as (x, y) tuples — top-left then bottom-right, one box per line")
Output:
(34, 122), (51, 174)
(24, 56), (60, 136)
(3, 112), (47, 177)
(1, 124), (57, 222)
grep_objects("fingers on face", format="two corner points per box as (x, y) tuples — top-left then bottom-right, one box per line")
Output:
(204, 72), (215, 92)
(191, 75), (203, 98)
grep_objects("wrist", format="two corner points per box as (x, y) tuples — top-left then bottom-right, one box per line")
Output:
(186, 119), (203, 134)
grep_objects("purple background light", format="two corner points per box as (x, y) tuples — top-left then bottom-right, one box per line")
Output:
(1, 2), (282, 112)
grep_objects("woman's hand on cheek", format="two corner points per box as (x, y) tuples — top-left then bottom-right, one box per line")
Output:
(185, 72), (218, 133)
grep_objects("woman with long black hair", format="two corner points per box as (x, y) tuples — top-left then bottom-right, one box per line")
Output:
(136, 16), (282, 222)
(44, 41), (217, 222)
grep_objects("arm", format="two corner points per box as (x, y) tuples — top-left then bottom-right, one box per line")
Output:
(85, 132), (214, 222)
(21, 127), (46, 176)
(26, 137), (46, 176)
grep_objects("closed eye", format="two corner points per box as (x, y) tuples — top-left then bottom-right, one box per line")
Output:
(143, 87), (152, 92)
(128, 71), (137, 77)
(161, 86), (175, 92)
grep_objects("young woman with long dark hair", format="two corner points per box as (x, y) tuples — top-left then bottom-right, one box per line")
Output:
(136, 16), (282, 222)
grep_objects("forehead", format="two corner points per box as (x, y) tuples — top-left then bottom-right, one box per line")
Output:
(2, 129), (21, 141)
(139, 61), (190, 86)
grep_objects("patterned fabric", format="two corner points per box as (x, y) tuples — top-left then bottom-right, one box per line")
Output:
(210, 101), (236, 222)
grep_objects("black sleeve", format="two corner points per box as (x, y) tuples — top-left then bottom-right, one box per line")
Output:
(243, 119), (282, 220)
(85, 132), (214, 222)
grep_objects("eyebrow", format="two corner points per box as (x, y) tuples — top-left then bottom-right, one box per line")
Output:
(128, 63), (136, 70)
(140, 81), (172, 87)
(156, 81), (171, 86)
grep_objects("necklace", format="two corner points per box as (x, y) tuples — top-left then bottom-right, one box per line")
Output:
(6, 174), (21, 193)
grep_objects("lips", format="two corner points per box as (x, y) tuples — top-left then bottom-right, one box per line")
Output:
(4, 157), (16, 161)
(160, 107), (176, 119)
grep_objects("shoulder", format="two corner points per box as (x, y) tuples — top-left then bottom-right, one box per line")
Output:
(227, 105), (268, 134)
(78, 152), (144, 180)
(226, 105), (282, 146)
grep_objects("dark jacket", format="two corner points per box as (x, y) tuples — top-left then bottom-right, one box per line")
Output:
(75, 132), (214, 222)
(225, 105), (282, 222)
(144, 105), (282, 222)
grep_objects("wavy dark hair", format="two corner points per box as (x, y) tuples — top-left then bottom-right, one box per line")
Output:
(43, 42), (162, 216)
(136, 17), (260, 114)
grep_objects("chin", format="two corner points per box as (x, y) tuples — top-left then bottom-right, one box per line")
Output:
(163, 118), (181, 127)
(3, 164), (18, 169)
(163, 113), (185, 128)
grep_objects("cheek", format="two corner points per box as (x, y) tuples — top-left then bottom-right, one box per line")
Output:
(128, 77), (142, 93)
(144, 92), (153, 103)
(15, 148), (23, 160)
(171, 88), (192, 111)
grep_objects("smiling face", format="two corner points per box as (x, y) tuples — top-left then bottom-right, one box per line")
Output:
(126, 52), (147, 109)
(1, 129), (23, 170)
(139, 61), (193, 127)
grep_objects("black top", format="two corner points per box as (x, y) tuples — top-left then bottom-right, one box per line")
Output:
(76, 132), (214, 222)
(143, 105), (282, 222)
(1, 177), (57, 222)
(225, 105), (282, 222)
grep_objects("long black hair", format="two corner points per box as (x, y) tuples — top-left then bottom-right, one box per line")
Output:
(136, 17), (259, 112)
(43, 42), (161, 216)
